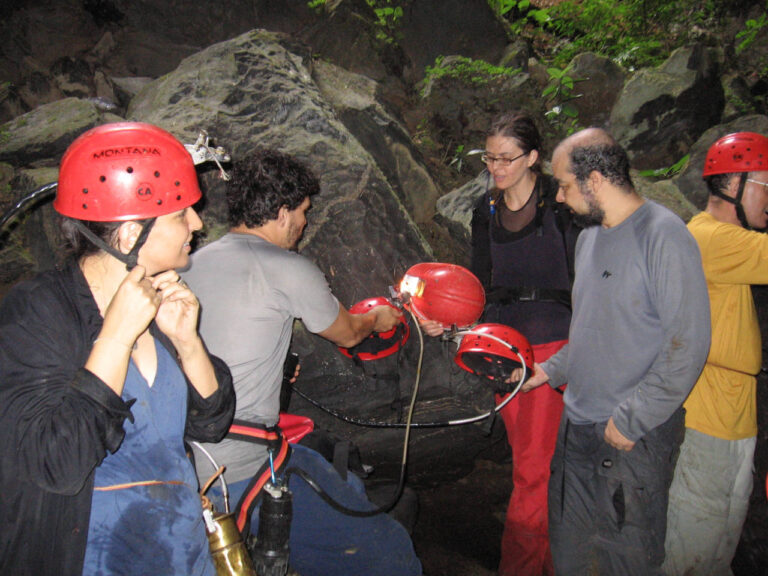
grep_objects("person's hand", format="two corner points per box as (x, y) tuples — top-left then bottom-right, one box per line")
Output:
(516, 362), (550, 392)
(101, 265), (161, 346)
(153, 271), (201, 349)
(289, 362), (301, 384)
(371, 304), (403, 333)
(604, 417), (635, 451)
(418, 318), (445, 337)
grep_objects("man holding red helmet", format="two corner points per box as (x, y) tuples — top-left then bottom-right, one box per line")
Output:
(182, 148), (421, 576)
(521, 128), (710, 576)
(663, 132), (768, 575)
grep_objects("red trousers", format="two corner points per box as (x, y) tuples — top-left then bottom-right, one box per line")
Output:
(497, 339), (566, 576)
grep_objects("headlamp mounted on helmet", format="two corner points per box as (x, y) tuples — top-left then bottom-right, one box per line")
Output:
(399, 263), (485, 329)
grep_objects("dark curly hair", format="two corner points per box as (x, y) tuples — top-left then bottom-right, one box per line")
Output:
(227, 149), (320, 228)
(570, 143), (634, 191)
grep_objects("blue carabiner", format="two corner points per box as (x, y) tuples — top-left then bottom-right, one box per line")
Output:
(268, 449), (277, 485)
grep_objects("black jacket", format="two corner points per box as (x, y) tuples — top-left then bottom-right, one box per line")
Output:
(0, 261), (235, 576)
(470, 172), (579, 290)
(470, 173), (580, 345)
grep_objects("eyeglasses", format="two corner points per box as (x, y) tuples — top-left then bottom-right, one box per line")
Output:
(481, 152), (528, 167)
(746, 178), (768, 190)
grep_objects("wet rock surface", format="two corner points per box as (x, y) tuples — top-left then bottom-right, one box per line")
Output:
(1, 2), (768, 573)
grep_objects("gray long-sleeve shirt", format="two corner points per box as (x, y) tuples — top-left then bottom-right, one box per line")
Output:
(542, 200), (711, 441)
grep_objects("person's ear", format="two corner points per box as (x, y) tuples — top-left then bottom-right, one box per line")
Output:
(276, 205), (290, 228)
(527, 149), (539, 168)
(726, 174), (742, 199)
(117, 221), (141, 254)
(588, 170), (603, 192)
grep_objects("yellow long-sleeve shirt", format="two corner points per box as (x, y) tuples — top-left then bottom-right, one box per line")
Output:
(685, 211), (768, 439)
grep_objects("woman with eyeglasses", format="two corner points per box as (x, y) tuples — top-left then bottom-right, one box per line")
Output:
(471, 112), (580, 576)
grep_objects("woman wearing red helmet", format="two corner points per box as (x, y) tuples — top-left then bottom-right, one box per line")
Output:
(472, 112), (579, 576)
(0, 123), (235, 576)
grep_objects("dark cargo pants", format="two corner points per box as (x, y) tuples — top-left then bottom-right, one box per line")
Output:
(548, 408), (684, 575)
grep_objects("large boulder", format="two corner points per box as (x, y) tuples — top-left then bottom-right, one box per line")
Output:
(0, 97), (103, 165)
(396, 0), (509, 85)
(610, 44), (724, 169)
(568, 52), (627, 129)
(312, 59), (439, 223)
(435, 170), (489, 244)
(417, 57), (544, 172)
(127, 29), (433, 299)
(125, 28), (496, 478)
(0, 1), (101, 118)
(635, 178), (698, 223)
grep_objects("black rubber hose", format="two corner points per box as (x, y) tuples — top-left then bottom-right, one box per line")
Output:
(0, 182), (57, 234)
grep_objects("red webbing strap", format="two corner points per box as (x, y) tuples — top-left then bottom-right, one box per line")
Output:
(228, 420), (291, 534)
(228, 420), (281, 443)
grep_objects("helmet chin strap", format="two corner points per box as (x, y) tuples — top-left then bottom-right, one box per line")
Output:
(72, 218), (157, 270)
(713, 173), (752, 230)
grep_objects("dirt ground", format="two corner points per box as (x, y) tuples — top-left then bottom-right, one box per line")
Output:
(411, 456), (510, 576)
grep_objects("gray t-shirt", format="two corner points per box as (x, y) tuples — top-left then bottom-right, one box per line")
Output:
(542, 200), (711, 442)
(182, 233), (339, 484)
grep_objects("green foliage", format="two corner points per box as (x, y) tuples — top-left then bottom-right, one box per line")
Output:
(447, 144), (484, 173)
(422, 56), (521, 96)
(366, 0), (404, 44)
(542, 66), (583, 136)
(487, 0), (551, 35)
(638, 154), (690, 179)
(492, 0), (726, 70)
(545, 0), (675, 68)
(487, 0), (519, 16)
(736, 1), (768, 54)
(306, 0), (404, 44)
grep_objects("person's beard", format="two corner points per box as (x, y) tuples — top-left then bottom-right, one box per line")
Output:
(286, 221), (303, 251)
(572, 180), (605, 228)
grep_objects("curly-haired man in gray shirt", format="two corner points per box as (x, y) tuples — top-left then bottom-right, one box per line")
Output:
(520, 128), (711, 575)
(183, 149), (420, 576)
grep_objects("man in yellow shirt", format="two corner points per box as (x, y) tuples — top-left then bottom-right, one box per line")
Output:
(664, 132), (768, 575)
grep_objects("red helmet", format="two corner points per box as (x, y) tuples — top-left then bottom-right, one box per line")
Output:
(703, 132), (768, 177)
(454, 323), (534, 387)
(339, 297), (410, 361)
(54, 122), (202, 221)
(400, 263), (485, 329)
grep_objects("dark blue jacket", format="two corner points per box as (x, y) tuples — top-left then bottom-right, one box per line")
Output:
(0, 261), (235, 576)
